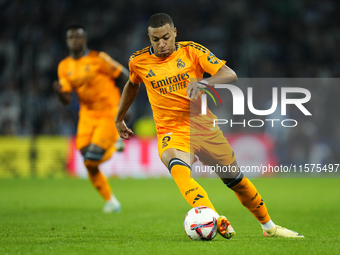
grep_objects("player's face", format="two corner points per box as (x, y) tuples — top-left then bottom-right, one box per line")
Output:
(148, 23), (177, 58)
(66, 28), (86, 52)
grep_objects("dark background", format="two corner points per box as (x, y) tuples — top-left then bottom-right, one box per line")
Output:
(0, 0), (339, 165)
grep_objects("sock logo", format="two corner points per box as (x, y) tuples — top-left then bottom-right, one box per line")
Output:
(193, 194), (204, 204)
(185, 187), (198, 196)
(251, 192), (258, 201)
(256, 198), (264, 209)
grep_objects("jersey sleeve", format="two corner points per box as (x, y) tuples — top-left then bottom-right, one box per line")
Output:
(128, 57), (143, 84)
(191, 43), (226, 76)
(57, 61), (72, 93)
(98, 51), (123, 79)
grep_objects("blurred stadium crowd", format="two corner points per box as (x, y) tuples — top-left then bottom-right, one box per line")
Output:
(0, 0), (339, 165)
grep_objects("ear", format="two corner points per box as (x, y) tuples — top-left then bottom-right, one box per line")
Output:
(174, 27), (177, 38)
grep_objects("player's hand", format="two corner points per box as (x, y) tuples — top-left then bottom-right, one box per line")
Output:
(186, 81), (205, 100)
(53, 80), (62, 93)
(115, 120), (134, 140)
(53, 81), (71, 105)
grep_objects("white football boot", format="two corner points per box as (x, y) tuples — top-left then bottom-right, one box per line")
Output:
(102, 195), (121, 213)
(262, 225), (304, 238)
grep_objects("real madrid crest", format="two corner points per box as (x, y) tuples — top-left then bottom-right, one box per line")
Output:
(176, 59), (185, 69)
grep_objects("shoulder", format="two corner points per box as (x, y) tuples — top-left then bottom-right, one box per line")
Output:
(97, 51), (115, 62)
(176, 41), (210, 54)
(129, 46), (151, 63)
(58, 57), (72, 70)
(88, 50), (100, 57)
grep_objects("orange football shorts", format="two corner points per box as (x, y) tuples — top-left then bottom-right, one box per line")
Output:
(157, 128), (236, 166)
(76, 111), (119, 151)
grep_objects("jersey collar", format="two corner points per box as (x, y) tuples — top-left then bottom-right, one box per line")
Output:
(149, 44), (177, 55)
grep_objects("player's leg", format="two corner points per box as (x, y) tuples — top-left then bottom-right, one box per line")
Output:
(82, 144), (113, 201)
(221, 161), (303, 238)
(88, 116), (121, 213)
(199, 132), (271, 220)
(161, 147), (217, 212)
(77, 114), (121, 213)
(159, 133), (235, 239)
(162, 148), (235, 239)
(200, 132), (303, 237)
(82, 143), (121, 213)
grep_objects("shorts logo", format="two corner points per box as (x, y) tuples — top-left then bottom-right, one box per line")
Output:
(177, 59), (185, 69)
(162, 135), (171, 148)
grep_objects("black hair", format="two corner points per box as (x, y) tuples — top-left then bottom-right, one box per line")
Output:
(147, 13), (174, 28)
(65, 24), (87, 35)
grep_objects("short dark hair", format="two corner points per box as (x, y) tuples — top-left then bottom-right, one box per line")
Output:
(65, 24), (87, 35)
(147, 13), (174, 29)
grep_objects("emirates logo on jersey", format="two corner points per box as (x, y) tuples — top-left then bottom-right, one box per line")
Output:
(177, 59), (185, 69)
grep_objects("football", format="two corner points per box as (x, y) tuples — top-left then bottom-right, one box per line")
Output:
(183, 206), (219, 241)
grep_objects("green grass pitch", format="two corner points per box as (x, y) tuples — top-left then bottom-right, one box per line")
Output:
(0, 177), (339, 255)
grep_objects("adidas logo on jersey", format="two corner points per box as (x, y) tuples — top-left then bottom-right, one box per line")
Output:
(146, 69), (156, 78)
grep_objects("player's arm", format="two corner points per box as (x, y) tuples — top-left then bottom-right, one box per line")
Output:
(53, 81), (71, 105)
(55, 61), (73, 104)
(204, 64), (238, 85)
(99, 51), (129, 91)
(187, 65), (238, 99)
(115, 79), (140, 140)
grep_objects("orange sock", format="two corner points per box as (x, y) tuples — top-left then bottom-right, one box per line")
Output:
(230, 176), (270, 224)
(87, 170), (112, 201)
(170, 163), (217, 213)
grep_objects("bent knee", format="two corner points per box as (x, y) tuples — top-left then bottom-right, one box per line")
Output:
(84, 159), (100, 175)
(83, 149), (105, 173)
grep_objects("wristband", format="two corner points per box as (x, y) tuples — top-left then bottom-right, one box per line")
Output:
(197, 80), (208, 88)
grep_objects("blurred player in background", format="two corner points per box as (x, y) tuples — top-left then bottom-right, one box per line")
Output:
(54, 24), (128, 213)
(115, 13), (303, 238)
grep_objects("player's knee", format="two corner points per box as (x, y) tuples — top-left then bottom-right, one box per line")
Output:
(168, 158), (191, 172)
(84, 159), (101, 176)
(83, 150), (105, 169)
(84, 150), (104, 161)
(222, 171), (244, 188)
(84, 158), (100, 168)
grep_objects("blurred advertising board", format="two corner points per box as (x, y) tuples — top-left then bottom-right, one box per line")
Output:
(67, 134), (277, 178)
(0, 134), (276, 178)
(0, 136), (69, 178)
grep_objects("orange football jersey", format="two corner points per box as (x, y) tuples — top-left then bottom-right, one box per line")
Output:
(58, 50), (123, 117)
(129, 41), (226, 134)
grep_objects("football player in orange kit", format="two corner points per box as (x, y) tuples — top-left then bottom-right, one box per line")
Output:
(115, 13), (303, 238)
(54, 25), (128, 213)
